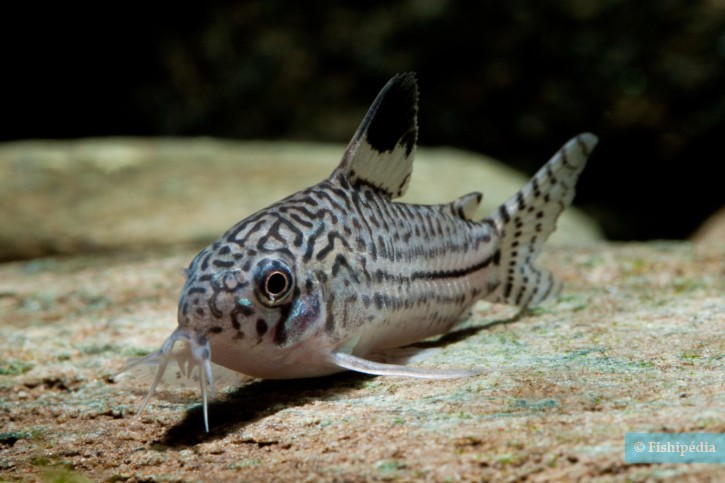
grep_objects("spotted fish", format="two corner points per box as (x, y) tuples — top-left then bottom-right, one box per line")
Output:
(127, 73), (597, 431)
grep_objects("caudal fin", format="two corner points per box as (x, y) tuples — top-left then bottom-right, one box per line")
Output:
(483, 133), (598, 308)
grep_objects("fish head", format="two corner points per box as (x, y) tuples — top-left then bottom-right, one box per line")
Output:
(127, 213), (334, 432)
(174, 221), (334, 380)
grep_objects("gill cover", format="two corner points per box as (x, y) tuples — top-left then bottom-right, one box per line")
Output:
(272, 270), (327, 348)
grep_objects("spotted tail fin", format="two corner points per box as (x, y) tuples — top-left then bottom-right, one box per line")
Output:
(483, 133), (598, 307)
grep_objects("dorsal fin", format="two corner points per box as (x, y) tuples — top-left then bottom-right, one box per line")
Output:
(334, 73), (419, 199)
(450, 192), (483, 221)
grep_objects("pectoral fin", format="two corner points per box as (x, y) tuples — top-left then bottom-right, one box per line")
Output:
(330, 351), (480, 379)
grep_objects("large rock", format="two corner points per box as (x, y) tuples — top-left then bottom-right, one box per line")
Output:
(0, 242), (721, 481)
(691, 206), (725, 246)
(0, 138), (602, 261)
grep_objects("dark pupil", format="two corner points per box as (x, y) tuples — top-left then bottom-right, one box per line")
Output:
(266, 271), (288, 296)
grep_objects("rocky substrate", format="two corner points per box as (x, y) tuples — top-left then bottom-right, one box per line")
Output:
(0, 242), (722, 481)
(1, 138), (721, 481)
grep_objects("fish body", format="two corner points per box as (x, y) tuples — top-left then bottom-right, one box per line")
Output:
(188, 176), (496, 380)
(129, 73), (597, 431)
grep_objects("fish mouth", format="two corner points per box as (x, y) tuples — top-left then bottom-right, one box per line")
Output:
(121, 327), (214, 432)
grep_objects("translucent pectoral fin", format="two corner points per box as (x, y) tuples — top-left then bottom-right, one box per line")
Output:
(330, 351), (480, 379)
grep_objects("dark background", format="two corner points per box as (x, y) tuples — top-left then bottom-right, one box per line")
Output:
(2, 1), (723, 241)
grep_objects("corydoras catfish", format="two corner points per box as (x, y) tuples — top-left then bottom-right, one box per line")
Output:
(125, 73), (597, 431)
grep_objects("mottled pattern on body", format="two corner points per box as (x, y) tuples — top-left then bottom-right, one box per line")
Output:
(125, 73), (598, 431)
(179, 175), (496, 356)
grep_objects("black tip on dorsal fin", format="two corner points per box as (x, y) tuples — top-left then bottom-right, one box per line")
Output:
(335, 73), (420, 199)
(361, 72), (418, 157)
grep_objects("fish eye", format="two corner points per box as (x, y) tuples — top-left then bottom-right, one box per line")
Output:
(256, 261), (294, 305)
(265, 270), (290, 298)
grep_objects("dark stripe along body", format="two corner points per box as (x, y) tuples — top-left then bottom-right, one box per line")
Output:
(186, 175), (497, 355)
(127, 73), (598, 432)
